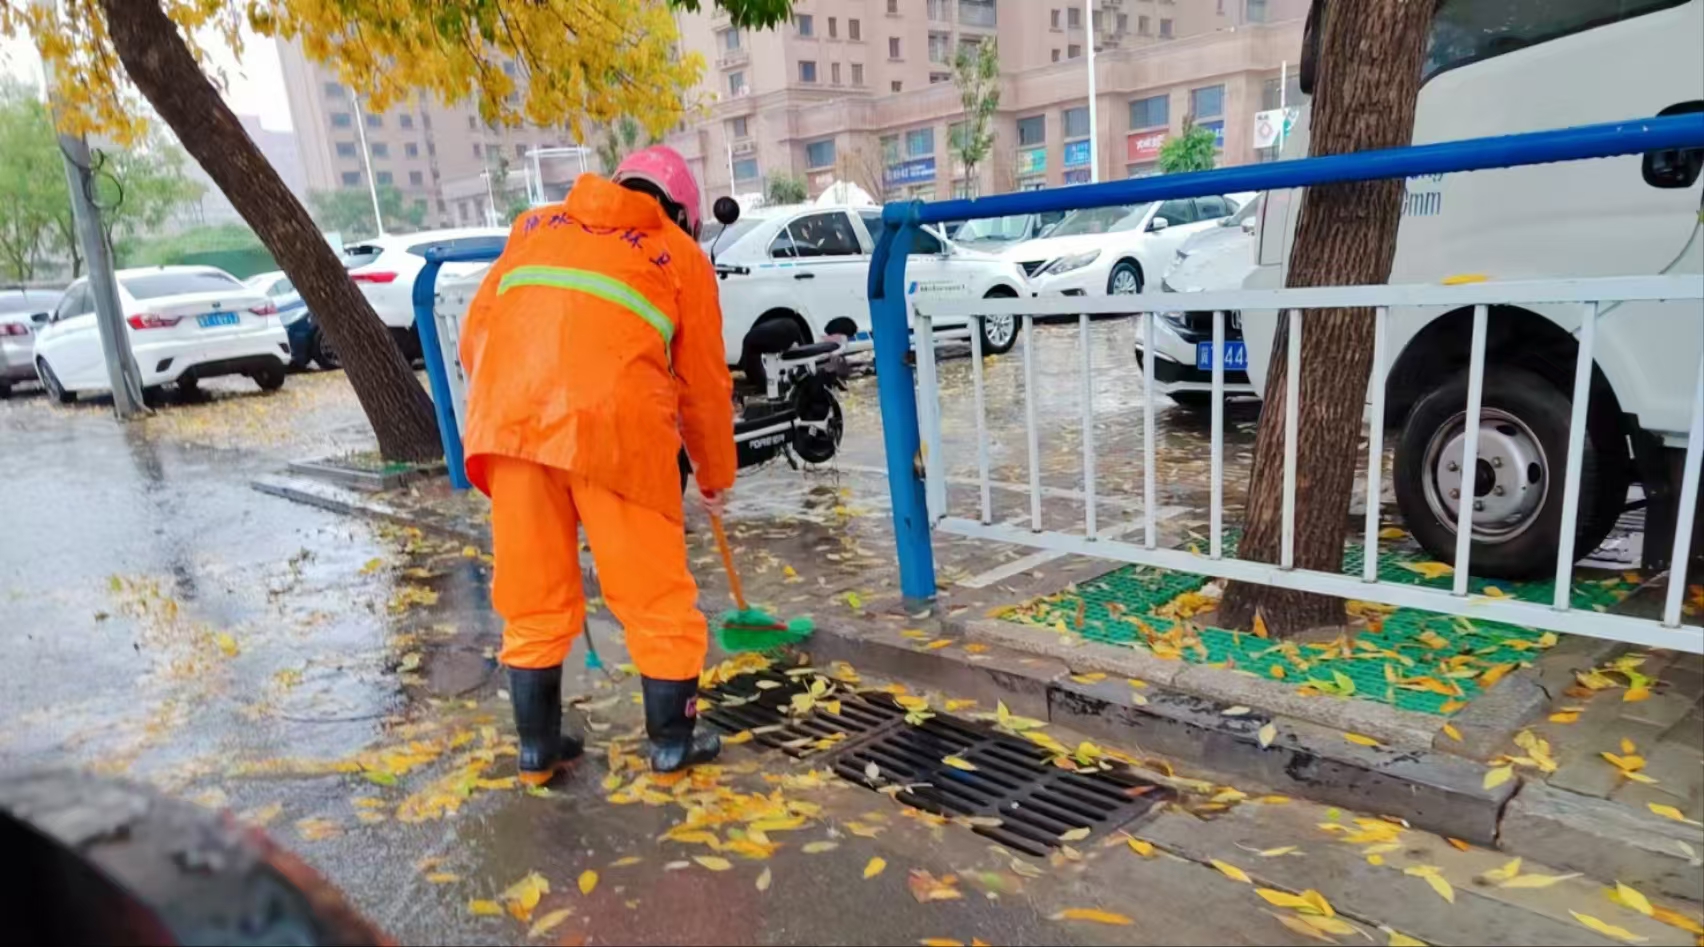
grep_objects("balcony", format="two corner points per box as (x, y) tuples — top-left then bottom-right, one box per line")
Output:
(926, 0), (949, 22)
(717, 47), (749, 68)
(958, 0), (997, 28)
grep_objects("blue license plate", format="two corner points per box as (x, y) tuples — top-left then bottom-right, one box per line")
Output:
(198, 312), (239, 328)
(1197, 340), (1247, 371)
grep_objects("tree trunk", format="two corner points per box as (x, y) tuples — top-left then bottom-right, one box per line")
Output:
(99, 0), (442, 463)
(1218, 0), (1436, 636)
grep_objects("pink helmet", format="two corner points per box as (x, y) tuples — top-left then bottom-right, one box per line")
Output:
(613, 145), (702, 239)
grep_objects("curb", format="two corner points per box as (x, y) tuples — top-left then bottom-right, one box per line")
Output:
(252, 474), (487, 545)
(1501, 780), (1704, 902)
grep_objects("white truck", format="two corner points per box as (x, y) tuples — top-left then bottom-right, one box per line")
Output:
(1243, 0), (1704, 577)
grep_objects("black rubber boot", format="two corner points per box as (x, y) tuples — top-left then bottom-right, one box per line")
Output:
(508, 665), (584, 786)
(642, 676), (721, 773)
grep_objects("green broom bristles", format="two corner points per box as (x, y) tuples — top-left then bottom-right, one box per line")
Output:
(716, 606), (814, 653)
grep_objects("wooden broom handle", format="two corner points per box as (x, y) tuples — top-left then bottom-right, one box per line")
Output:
(709, 512), (748, 611)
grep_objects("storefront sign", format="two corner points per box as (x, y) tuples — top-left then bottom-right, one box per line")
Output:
(1200, 120), (1226, 149)
(1251, 108), (1297, 150)
(1125, 129), (1169, 163)
(1063, 139), (1092, 168)
(1017, 147), (1047, 176)
(885, 157), (937, 187)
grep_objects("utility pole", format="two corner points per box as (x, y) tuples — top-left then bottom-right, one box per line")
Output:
(348, 91), (385, 236)
(1084, 0), (1100, 183)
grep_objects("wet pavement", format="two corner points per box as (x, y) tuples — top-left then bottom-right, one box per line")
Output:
(2, 331), (1695, 946)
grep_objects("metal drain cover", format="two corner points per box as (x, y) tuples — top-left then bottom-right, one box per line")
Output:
(702, 671), (1172, 857)
(701, 669), (905, 757)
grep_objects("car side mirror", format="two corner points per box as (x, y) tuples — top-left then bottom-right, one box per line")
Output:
(713, 196), (741, 226)
(1241, 217), (1257, 235)
(30, 311), (49, 325)
(1148, 216), (1170, 232)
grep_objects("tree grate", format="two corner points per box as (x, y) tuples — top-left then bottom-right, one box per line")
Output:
(701, 672), (1172, 858)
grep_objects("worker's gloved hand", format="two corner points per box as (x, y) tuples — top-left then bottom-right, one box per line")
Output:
(698, 488), (729, 518)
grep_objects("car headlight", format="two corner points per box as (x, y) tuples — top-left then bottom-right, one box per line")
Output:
(1041, 250), (1100, 276)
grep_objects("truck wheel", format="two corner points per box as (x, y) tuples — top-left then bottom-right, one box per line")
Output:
(1394, 365), (1626, 579)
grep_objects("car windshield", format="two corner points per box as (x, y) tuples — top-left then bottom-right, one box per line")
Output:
(1045, 204), (1153, 237)
(954, 215), (1034, 243)
(120, 271), (245, 300)
(702, 217), (765, 253)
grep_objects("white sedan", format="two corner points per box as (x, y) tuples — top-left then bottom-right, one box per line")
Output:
(1002, 195), (1243, 298)
(32, 266), (290, 403)
(707, 203), (1033, 362)
(342, 227), (508, 356)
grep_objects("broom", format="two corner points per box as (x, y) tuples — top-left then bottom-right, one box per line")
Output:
(709, 512), (813, 652)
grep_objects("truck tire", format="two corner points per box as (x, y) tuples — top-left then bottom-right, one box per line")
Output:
(1394, 365), (1626, 579)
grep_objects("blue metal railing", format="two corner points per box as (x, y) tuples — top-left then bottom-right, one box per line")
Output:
(412, 245), (504, 491)
(866, 112), (1704, 610)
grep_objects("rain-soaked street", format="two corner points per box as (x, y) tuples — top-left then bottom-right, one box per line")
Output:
(2, 322), (1694, 946)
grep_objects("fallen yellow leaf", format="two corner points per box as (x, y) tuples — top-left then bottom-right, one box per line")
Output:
(1223, 705), (1252, 716)
(1445, 838), (1470, 852)
(1258, 722), (1277, 748)
(1258, 846), (1298, 858)
(1301, 889), (1334, 918)
(1651, 907), (1704, 936)
(918, 940), (964, 947)
(1484, 765), (1514, 789)
(1402, 561), (1454, 580)
(1613, 882), (1654, 917)
(468, 899), (503, 917)
(1211, 859), (1251, 884)
(1050, 908), (1133, 926)
(1621, 737), (1638, 754)
(1482, 858), (1522, 884)
(1252, 613), (1271, 638)
(1500, 871), (1580, 889)
(213, 632), (239, 657)
(1256, 888), (1312, 910)
(1441, 724), (1462, 742)
(1060, 826), (1091, 842)
(610, 856), (642, 868)
(424, 872), (460, 884)
(1404, 865), (1454, 903)
(755, 867), (772, 891)
(1646, 803), (1703, 825)
(1570, 911), (1649, 943)
(1624, 686), (1652, 702)
(577, 870), (597, 895)
(1548, 711), (1580, 724)
(1302, 915), (1360, 937)
(527, 908), (573, 938)
(1127, 838), (1155, 857)
(1384, 930), (1428, 946)
(1378, 527), (1407, 540)
(1269, 911), (1338, 942)
(694, 855), (733, 872)
(802, 841), (839, 854)
(1343, 733), (1382, 747)
(863, 857), (887, 879)
(942, 756), (978, 771)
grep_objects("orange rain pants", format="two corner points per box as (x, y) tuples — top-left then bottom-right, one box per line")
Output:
(457, 174), (737, 680)
(487, 455), (707, 679)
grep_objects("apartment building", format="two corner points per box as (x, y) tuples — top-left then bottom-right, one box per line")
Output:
(667, 0), (1307, 204)
(277, 40), (579, 229)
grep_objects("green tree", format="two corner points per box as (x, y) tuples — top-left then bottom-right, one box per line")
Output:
(98, 139), (204, 264)
(764, 171), (807, 205)
(595, 117), (648, 176)
(309, 185), (427, 240)
(948, 39), (1000, 198)
(1157, 117), (1218, 174)
(0, 83), (63, 282)
(5, 0), (793, 462)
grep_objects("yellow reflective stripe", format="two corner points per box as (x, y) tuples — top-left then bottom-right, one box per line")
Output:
(497, 265), (675, 345)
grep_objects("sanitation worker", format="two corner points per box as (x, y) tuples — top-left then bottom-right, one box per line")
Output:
(458, 146), (736, 784)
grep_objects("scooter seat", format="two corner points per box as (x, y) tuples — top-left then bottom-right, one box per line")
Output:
(784, 341), (841, 359)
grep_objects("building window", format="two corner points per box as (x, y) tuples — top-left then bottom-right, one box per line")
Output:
(732, 157), (759, 182)
(1263, 74), (1304, 110)
(728, 71), (747, 96)
(799, 60), (817, 83)
(828, 16), (838, 38)
(849, 18), (861, 40)
(1117, 12), (1129, 33)
(891, 80), (903, 93)
(399, 114), (414, 129)
(961, 0), (997, 28)
(365, 113), (381, 128)
(370, 142), (389, 158)
(1017, 115), (1046, 146)
(1246, 0), (1268, 23)
(887, 0), (898, 13)
(806, 139), (836, 169)
(881, 135), (900, 164)
(330, 112), (352, 128)
(1051, 8), (1061, 29)
(473, 143), (483, 158)
(1139, 15), (1151, 34)
(1067, 44), (1081, 58)
(1129, 94), (1169, 130)
(458, 200), (470, 222)
(928, 31), (950, 64)
(335, 141), (357, 158)
(905, 127), (934, 159)
(832, 62), (842, 84)
(437, 198), (447, 212)
(513, 143), (525, 158)
(375, 171), (393, 185)
(931, 72), (951, 84)
(322, 81), (342, 97)
(730, 116), (749, 138)
(409, 170), (424, 185)
(1063, 107), (1090, 140)
(1159, 18), (1173, 37)
(467, 115), (477, 130)
(888, 36), (901, 59)
(1067, 6), (1081, 28)
(427, 142), (436, 156)
(720, 27), (740, 50)
(852, 63), (865, 85)
(341, 171), (361, 186)
(1191, 84), (1225, 120)
(404, 142), (419, 158)
(795, 13), (813, 37)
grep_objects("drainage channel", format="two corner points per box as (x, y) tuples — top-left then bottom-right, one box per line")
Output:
(701, 668), (1173, 858)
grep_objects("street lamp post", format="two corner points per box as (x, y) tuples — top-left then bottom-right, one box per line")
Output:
(1085, 0), (1100, 183)
(348, 92), (386, 236)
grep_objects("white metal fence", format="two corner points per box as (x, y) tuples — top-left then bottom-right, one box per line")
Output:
(914, 275), (1704, 654)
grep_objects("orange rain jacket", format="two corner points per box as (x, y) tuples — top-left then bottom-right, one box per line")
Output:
(458, 175), (737, 518)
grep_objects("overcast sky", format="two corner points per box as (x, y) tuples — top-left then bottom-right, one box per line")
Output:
(1, 28), (293, 131)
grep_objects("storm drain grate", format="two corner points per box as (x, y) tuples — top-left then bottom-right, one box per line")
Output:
(830, 712), (1173, 857)
(700, 669), (906, 758)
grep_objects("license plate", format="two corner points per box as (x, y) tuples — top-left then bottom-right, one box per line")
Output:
(198, 312), (239, 329)
(1196, 340), (1247, 371)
